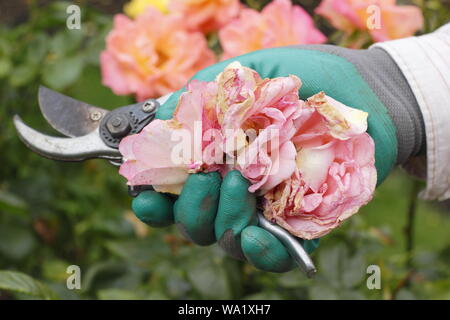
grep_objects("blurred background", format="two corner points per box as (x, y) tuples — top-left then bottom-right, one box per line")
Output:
(0, 0), (449, 300)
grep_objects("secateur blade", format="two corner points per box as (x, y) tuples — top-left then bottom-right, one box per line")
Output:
(13, 115), (121, 162)
(38, 86), (109, 138)
(14, 87), (168, 162)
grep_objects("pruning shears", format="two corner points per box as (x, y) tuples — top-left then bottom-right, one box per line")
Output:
(13, 86), (317, 278)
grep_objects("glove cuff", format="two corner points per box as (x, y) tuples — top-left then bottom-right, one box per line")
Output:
(356, 47), (425, 164)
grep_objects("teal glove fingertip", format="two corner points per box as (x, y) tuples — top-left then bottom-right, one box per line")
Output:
(241, 225), (295, 273)
(215, 170), (257, 259)
(174, 172), (221, 246)
(216, 170), (257, 239)
(132, 190), (174, 227)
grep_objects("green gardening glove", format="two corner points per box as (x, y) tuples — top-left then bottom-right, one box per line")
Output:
(132, 45), (424, 273)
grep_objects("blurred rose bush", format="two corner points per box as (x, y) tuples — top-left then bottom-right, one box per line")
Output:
(101, 0), (329, 100)
(219, 0), (326, 60)
(316, 0), (423, 42)
(101, 0), (423, 100)
(170, 0), (241, 33)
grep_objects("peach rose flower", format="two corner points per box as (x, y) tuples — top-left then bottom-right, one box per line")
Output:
(100, 8), (215, 101)
(315, 0), (423, 42)
(219, 0), (326, 60)
(263, 92), (376, 239)
(169, 0), (241, 33)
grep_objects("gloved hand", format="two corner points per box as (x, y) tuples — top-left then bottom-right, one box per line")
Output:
(131, 45), (424, 272)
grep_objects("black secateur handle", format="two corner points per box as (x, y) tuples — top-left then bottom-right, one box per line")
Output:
(100, 99), (160, 149)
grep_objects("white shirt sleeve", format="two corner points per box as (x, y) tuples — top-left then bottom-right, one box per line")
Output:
(371, 24), (450, 201)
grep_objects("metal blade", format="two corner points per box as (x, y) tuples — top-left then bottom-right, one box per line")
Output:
(14, 115), (121, 162)
(38, 86), (109, 137)
(156, 92), (172, 105)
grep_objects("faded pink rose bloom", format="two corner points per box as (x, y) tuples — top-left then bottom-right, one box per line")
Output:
(119, 62), (307, 195)
(315, 0), (423, 42)
(119, 63), (377, 238)
(263, 92), (376, 239)
(219, 0), (326, 60)
(214, 62), (305, 194)
(170, 0), (241, 33)
(100, 8), (215, 101)
(119, 80), (222, 194)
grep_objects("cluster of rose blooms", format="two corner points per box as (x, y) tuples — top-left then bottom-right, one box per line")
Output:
(101, 0), (423, 101)
(119, 62), (377, 239)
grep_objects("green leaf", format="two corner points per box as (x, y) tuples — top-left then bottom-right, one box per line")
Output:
(244, 291), (284, 300)
(49, 30), (84, 57)
(68, 65), (133, 109)
(278, 270), (311, 288)
(0, 190), (28, 215)
(0, 271), (58, 300)
(81, 261), (127, 292)
(165, 273), (191, 298)
(341, 252), (366, 288)
(9, 64), (38, 87)
(338, 289), (365, 300)
(309, 284), (338, 300)
(104, 238), (167, 267)
(318, 245), (343, 288)
(26, 33), (49, 64)
(186, 247), (232, 299)
(0, 58), (12, 78)
(0, 225), (36, 260)
(396, 289), (417, 300)
(42, 55), (84, 90)
(97, 288), (142, 300)
(0, 37), (12, 57)
(83, 31), (108, 66)
(42, 259), (71, 282)
(318, 245), (366, 289)
(222, 257), (243, 298)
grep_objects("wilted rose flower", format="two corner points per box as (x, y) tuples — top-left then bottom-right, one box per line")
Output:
(219, 0), (326, 60)
(119, 62), (307, 195)
(124, 0), (169, 17)
(315, 0), (423, 42)
(214, 62), (304, 194)
(119, 80), (222, 194)
(120, 63), (377, 238)
(263, 92), (376, 239)
(170, 0), (241, 33)
(100, 8), (215, 101)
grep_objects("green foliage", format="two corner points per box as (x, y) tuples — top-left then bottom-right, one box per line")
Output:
(0, 271), (57, 300)
(0, 1), (449, 300)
